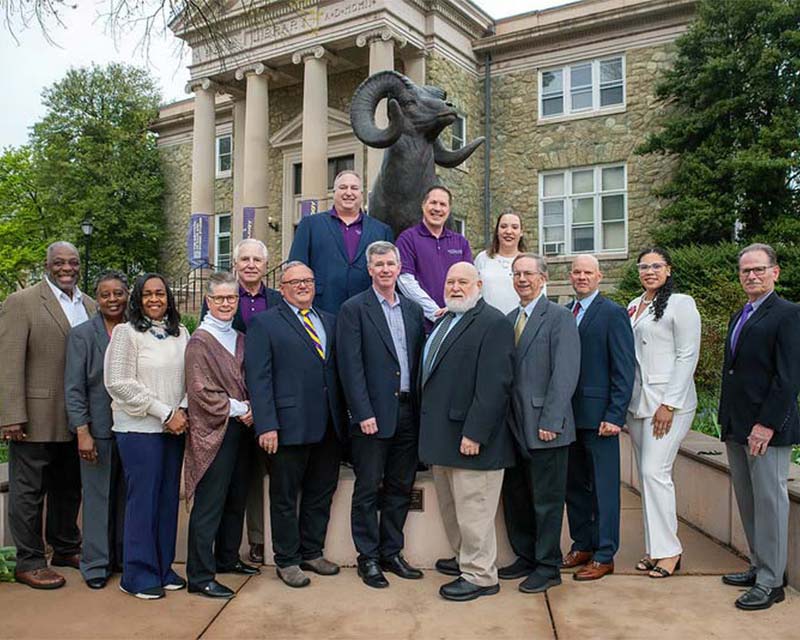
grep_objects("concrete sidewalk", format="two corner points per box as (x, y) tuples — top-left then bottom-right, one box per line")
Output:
(1, 489), (797, 639)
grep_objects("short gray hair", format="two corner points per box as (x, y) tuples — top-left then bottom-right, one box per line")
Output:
(280, 260), (314, 282)
(512, 252), (548, 276)
(738, 242), (777, 266)
(233, 239), (268, 263)
(46, 241), (79, 263)
(333, 170), (362, 189)
(207, 271), (238, 295)
(366, 241), (400, 265)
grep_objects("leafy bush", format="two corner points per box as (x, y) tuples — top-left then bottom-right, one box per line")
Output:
(0, 442), (7, 464)
(182, 314), (198, 335)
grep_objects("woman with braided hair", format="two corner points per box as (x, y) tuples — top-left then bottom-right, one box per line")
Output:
(626, 248), (701, 579)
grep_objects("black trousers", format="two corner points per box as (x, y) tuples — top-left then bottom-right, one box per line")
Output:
(502, 446), (569, 578)
(186, 419), (251, 587)
(9, 440), (82, 572)
(565, 430), (621, 564)
(268, 427), (341, 568)
(350, 399), (418, 561)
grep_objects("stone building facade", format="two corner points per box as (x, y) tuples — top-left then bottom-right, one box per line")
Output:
(153, 0), (696, 296)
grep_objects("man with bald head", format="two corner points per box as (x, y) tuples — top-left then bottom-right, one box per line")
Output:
(418, 262), (516, 601)
(560, 255), (634, 581)
(0, 241), (96, 589)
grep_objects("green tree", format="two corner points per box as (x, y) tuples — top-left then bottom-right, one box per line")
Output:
(31, 63), (165, 281)
(0, 146), (52, 297)
(638, 0), (800, 246)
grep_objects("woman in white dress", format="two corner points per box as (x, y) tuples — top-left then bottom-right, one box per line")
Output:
(474, 212), (527, 314)
(626, 247), (701, 579)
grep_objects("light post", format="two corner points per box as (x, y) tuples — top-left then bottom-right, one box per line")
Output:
(80, 217), (94, 292)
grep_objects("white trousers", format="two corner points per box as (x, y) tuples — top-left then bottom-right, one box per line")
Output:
(627, 410), (694, 558)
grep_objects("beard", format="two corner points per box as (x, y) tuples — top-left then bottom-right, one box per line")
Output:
(445, 290), (481, 314)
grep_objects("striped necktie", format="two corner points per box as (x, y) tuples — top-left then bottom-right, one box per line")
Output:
(300, 309), (325, 360)
(514, 309), (528, 345)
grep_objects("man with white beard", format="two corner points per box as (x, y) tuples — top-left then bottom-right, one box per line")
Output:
(417, 262), (516, 602)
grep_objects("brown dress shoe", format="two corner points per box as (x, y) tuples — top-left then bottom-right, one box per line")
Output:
(561, 550), (592, 569)
(51, 553), (80, 570)
(15, 567), (66, 590)
(574, 561), (614, 581)
(249, 544), (264, 564)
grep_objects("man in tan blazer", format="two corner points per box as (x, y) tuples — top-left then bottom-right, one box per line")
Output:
(0, 242), (95, 589)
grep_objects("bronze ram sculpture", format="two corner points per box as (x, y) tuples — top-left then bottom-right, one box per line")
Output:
(350, 70), (484, 236)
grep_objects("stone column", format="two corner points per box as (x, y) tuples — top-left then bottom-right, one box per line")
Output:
(235, 63), (271, 243)
(404, 48), (428, 86)
(357, 29), (406, 198)
(231, 97), (246, 243)
(187, 78), (217, 267)
(292, 46), (329, 205)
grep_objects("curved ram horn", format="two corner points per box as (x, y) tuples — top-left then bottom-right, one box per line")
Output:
(433, 136), (486, 169)
(350, 71), (409, 149)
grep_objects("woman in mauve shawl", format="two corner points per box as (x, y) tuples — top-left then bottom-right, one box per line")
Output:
(184, 272), (261, 599)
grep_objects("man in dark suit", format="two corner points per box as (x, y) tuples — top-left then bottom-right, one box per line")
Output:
(244, 261), (346, 589)
(289, 171), (393, 315)
(561, 255), (634, 581)
(337, 241), (426, 589)
(419, 262), (516, 602)
(200, 238), (281, 565)
(0, 242), (96, 589)
(718, 243), (800, 611)
(501, 253), (580, 594)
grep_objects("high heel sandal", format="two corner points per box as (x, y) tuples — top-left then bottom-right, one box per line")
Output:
(648, 555), (681, 579)
(635, 557), (655, 572)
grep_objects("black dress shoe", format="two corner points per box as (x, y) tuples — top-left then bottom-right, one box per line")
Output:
(439, 577), (499, 602)
(220, 561), (261, 576)
(519, 572), (562, 594)
(188, 580), (236, 599)
(357, 560), (389, 589)
(498, 557), (536, 580)
(735, 585), (785, 611)
(435, 557), (460, 577)
(86, 577), (107, 590)
(380, 554), (423, 580)
(722, 567), (757, 587)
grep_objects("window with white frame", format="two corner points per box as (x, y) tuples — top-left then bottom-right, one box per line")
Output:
(216, 135), (232, 178)
(215, 213), (232, 270)
(540, 56), (625, 119)
(539, 165), (627, 256)
(451, 114), (466, 150)
(453, 217), (466, 236)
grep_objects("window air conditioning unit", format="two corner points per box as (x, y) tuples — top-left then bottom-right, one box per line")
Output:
(543, 242), (564, 256)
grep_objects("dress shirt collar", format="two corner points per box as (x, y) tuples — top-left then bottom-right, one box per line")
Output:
(373, 286), (399, 308)
(748, 289), (773, 314)
(574, 288), (600, 313)
(520, 291), (545, 317)
(45, 275), (83, 304)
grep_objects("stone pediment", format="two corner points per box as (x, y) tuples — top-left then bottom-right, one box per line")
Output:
(269, 107), (355, 148)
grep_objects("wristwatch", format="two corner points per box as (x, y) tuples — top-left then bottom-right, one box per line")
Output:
(663, 405), (675, 412)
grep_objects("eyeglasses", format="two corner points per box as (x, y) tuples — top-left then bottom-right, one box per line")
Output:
(739, 266), (771, 277)
(207, 295), (239, 305)
(512, 271), (542, 278)
(637, 262), (667, 272)
(282, 278), (315, 287)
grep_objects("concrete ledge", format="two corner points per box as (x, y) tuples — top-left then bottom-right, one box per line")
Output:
(620, 430), (800, 589)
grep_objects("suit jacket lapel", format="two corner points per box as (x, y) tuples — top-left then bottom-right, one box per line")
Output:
(39, 280), (71, 337)
(324, 212), (350, 262)
(731, 293), (774, 364)
(517, 296), (548, 357)
(92, 313), (110, 353)
(577, 295), (603, 335)
(365, 292), (399, 362)
(278, 301), (324, 361)
(426, 301), (482, 382)
(319, 310), (335, 363)
(351, 213), (371, 265)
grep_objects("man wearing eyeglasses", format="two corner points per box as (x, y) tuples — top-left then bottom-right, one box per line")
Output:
(500, 253), (580, 594)
(718, 243), (800, 611)
(289, 171), (393, 315)
(244, 261), (346, 589)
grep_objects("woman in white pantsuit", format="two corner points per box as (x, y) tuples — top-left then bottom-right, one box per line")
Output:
(626, 248), (701, 579)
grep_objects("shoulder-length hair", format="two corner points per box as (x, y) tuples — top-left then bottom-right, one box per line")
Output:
(128, 273), (181, 336)
(488, 212), (527, 258)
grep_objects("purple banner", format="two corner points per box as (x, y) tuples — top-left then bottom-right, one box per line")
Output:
(187, 213), (210, 268)
(300, 199), (319, 218)
(242, 207), (255, 239)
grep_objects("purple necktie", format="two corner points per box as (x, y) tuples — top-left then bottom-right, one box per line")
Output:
(730, 302), (754, 353)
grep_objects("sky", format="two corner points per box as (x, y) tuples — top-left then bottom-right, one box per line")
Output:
(0, 0), (567, 148)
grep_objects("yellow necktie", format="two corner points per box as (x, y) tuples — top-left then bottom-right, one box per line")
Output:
(514, 309), (528, 345)
(300, 309), (325, 359)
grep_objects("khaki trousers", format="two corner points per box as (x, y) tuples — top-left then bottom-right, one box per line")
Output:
(432, 465), (504, 587)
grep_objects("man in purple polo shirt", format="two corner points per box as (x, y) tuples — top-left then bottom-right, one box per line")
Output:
(397, 185), (472, 326)
(289, 171), (393, 315)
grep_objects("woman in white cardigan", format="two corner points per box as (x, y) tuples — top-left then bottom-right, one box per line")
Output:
(105, 273), (190, 600)
(626, 248), (701, 579)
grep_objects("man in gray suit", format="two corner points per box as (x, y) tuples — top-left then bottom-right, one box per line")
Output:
(500, 253), (580, 593)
